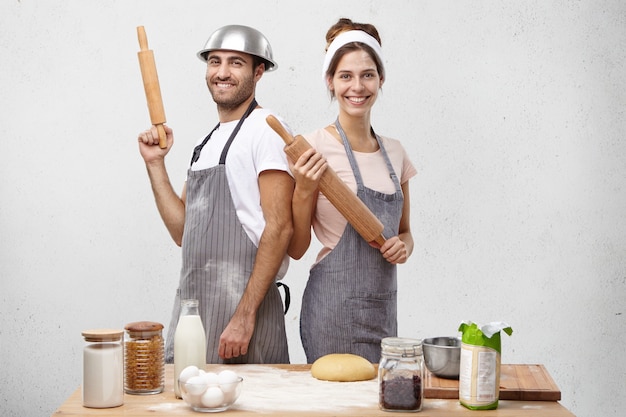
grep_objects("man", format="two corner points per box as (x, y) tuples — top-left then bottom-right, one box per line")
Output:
(138, 25), (293, 364)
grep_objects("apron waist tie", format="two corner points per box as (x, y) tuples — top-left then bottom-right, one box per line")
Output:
(276, 282), (290, 314)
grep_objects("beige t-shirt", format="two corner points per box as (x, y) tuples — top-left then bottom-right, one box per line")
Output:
(304, 128), (417, 262)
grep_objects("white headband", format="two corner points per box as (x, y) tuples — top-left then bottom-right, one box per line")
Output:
(322, 30), (384, 83)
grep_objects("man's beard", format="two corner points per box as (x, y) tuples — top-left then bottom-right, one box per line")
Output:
(208, 74), (256, 111)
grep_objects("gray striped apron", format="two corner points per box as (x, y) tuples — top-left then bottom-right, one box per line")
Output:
(300, 120), (404, 364)
(165, 100), (289, 364)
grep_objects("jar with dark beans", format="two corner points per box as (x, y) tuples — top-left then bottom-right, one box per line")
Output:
(380, 374), (422, 411)
(378, 337), (424, 412)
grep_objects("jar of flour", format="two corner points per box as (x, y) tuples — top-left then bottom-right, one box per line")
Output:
(82, 329), (124, 408)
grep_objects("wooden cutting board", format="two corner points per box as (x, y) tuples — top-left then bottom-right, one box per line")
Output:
(425, 364), (562, 401)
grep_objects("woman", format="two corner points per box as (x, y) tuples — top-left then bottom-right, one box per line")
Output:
(289, 18), (417, 363)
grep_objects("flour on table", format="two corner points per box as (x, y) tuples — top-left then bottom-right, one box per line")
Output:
(225, 365), (379, 413)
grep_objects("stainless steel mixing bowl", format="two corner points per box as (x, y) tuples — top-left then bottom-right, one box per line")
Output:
(197, 25), (277, 71)
(423, 336), (461, 379)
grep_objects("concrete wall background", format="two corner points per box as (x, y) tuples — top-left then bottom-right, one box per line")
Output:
(1, 1), (624, 416)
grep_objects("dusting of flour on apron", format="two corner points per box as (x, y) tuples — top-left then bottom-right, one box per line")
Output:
(165, 100), (288, 364)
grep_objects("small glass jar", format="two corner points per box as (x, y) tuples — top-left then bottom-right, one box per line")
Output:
(124, 321), (165, 395)
(378, 337), (424, 412)
(82, 329), (124, 408)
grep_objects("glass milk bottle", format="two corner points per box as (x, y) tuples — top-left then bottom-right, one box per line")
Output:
(174, 299), (207, 398)
(82, 329), (124, 408)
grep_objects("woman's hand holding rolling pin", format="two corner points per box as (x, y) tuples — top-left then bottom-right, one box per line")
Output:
(137, 124), (173, 164)
(289, 148), (328, 196)
(379, 236), (408, 265)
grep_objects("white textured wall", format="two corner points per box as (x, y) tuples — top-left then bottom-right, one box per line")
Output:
(1, 1), (624, 416)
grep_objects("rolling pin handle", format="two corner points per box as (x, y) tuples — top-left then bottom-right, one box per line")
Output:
(266, 115), (294, 145)
(370, 234), (387, 249)
(137, 26), (148, 51)
(156, 124), (167, 149)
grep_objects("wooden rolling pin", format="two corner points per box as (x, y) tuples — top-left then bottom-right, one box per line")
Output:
(266, 115), (386, 247)
(137, 26), (167, 149)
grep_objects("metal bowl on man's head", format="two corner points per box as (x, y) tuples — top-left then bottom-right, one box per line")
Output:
(422, 336), (461, 379)
(197, 25), (277, 71)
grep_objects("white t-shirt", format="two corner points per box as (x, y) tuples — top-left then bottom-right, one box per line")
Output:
(189, 108), (292, 276)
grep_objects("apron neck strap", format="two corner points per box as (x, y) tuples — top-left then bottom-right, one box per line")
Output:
(190, 98), (258, 167)
(334, 118), (402, 192)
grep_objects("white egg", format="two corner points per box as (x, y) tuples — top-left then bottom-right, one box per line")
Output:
(201, 371), (220, 386)
(218, 369), (239, 384)
(201, 386), (225, 408)
(178, 365), (200, 384)
(218, 369), (240, 394)
(185, 375), (208, 396)
(185, 392), (203, 407)
(222, 387), (238, 404)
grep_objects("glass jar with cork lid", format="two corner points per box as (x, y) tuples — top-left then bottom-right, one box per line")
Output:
(82, 329), (124, 408)
(378, 337), (424, 412)
(124, 321), (165, 395)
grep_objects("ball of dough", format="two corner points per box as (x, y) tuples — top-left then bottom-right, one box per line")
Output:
(311, 353), (376, 382)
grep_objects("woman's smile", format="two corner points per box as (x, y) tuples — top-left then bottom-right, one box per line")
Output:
(331, 50), (382, 115)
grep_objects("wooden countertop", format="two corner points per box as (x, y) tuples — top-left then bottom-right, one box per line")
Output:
(52, 364), (576, 416)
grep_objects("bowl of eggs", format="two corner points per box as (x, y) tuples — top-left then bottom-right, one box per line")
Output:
(178, 366), (243, 412)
